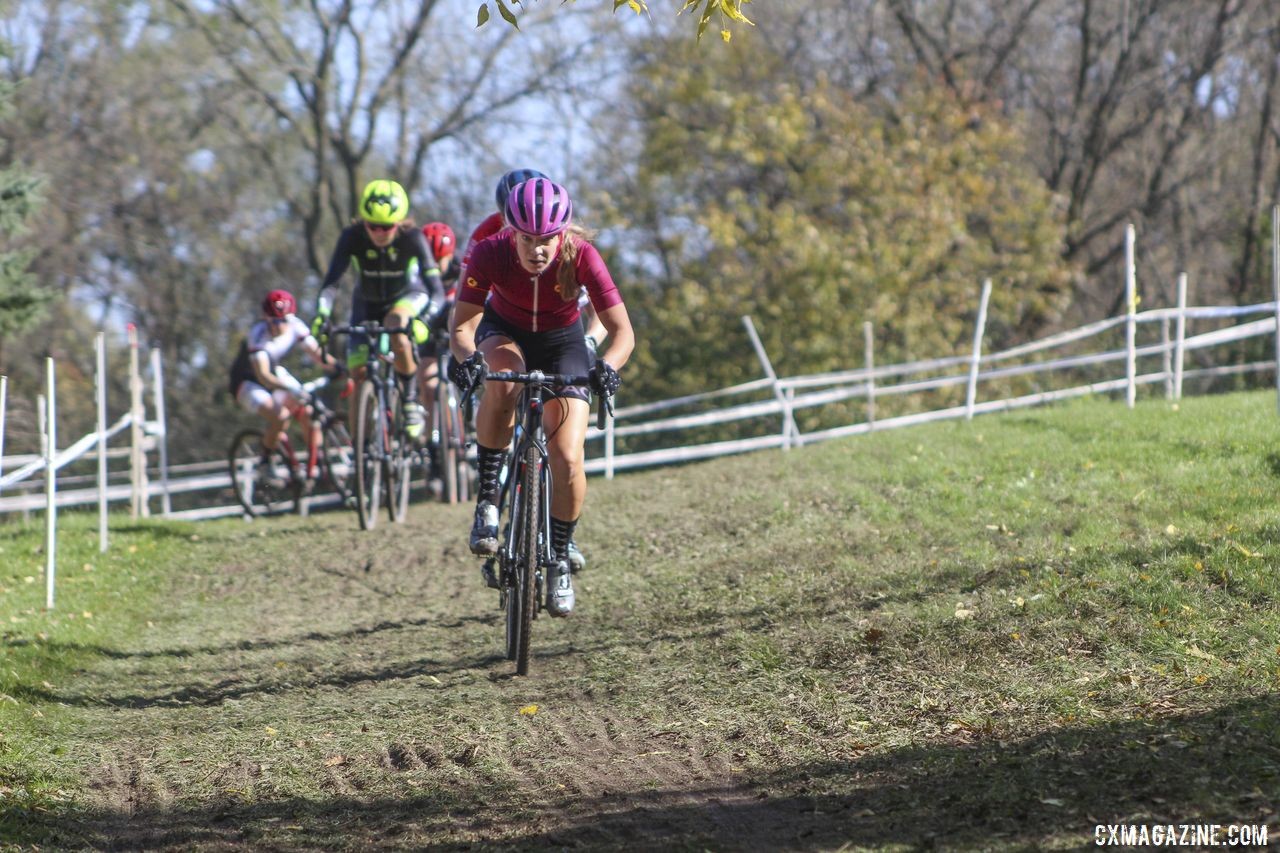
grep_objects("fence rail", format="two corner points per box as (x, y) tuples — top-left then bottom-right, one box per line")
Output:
(4, 284), (1280, 524)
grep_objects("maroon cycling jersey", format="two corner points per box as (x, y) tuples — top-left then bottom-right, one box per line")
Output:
(461, 212), (505, 270)
(458, 232), (623, 333)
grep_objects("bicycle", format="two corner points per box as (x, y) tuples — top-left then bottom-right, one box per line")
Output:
(463, 363), (613, 676)
(227, 373), (354, 518)
(328, 323), (416, 530)
(425, 316), (474, 505)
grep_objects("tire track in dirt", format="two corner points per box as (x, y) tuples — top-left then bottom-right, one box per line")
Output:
(488, 703), (778, 846)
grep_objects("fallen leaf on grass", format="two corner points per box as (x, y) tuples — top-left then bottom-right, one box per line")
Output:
(323, 756), (345, 767)
(1040, 798), (1065, 807)
(1183, 644), (1218, 662)
(1230, 541), (1258, 558)
(518, 704), (538, 716)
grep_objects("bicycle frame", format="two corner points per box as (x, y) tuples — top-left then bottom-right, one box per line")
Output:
(328, 323), (415, 529)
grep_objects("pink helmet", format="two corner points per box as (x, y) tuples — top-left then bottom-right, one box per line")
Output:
(504, 177), (573, 237)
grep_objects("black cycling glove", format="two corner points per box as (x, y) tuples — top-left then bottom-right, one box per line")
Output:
(590, 359), (621, 398)
(448, 352), (486, 394)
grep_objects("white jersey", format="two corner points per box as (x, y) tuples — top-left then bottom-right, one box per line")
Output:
(247, 316), (314, 368)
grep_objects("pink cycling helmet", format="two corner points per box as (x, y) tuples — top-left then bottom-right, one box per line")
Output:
(504, 177), (573, 237)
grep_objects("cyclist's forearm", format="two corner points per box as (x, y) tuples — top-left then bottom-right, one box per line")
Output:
(596, 303), (635, 371)
(450, 301), (484, 360)
(314, 286), (337, 318)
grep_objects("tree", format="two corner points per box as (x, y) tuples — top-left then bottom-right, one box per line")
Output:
(592, 35), (1075, 407)
(872, 0), (1273, 314)
(475, 0), (755, 41)
(0, 0), (612, 460)
(0, 48), (50, 368)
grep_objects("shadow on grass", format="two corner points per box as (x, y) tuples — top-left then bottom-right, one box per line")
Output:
(0, 613), (495, 661)
(8, 693), (1276, 851)
(4, 620), (725, 709)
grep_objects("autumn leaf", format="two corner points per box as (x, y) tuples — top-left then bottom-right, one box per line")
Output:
(323, 755), (345, 767)
(518, 704), (539, 716)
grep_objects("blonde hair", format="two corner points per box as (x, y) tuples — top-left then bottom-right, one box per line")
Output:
(555, 224), (598, 302)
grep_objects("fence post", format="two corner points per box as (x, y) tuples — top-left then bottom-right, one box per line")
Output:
(966, 279), (992, 420)
(44, 357), (56, 610)
(863, 321), (875, 429)
(1161, 316), (1172, 400)
(741, 315), (802, 449)
(97, 333), (109, 552)
(1125, 223), (1137, 409)
(0, 374), (6, 482)
(1174, 272), (1187, 401)
(128, 324), (149, 519)
(149, 347), (171, 515)
(1273, 205), (1280, 415)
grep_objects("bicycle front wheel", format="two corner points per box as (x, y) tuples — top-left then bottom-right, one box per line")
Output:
(513, 442), (541, 676)
(384, 381), (411, 523)
(227, 429), (299, 517)
(354, 380), (383, 530)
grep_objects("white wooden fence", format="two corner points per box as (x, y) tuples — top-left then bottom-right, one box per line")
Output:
(4, 221), (1280, 607)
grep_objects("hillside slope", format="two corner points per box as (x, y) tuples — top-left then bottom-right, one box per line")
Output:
(2, 391), (1278, 850)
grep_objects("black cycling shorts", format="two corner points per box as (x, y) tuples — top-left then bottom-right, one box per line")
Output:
(475, 307), (592, 403)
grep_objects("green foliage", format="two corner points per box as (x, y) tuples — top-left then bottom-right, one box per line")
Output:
(0, 67), (52, 340)
(609, 38), (1076, 404)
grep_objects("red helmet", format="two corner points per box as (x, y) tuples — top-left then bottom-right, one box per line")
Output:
(262, 289), (297, 318)
(422, 222), (456, 261)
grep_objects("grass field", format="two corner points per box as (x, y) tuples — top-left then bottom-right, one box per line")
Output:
(2, 391), (1278, 850)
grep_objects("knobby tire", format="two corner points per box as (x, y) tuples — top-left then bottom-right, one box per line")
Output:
(354, 380), (383, 530)
(385, 383), (410, 523)
(515, 442), (540, 676)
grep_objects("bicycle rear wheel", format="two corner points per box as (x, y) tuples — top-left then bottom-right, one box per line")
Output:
(354, 380), (383, 530)
(513, 442), (541, 675)
(436, 375), (467, 504)
(384, 382), (411, 523)
(319, 416), (354, 502)
(227, 429), (299, 517)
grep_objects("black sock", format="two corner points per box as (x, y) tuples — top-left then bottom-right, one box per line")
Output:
(550, 517), (578, 564)
(476, 444), (506, 505)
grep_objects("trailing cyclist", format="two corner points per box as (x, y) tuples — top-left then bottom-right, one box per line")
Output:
(228, 289), (342, 479)
(418, 221), (459, 481)
(310, 179), (445, 442)
(460, 168), (546, 272)
(449, 177), (635, 616)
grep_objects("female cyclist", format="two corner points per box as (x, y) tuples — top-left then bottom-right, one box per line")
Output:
(229, 289), (340, 477)
(310, 179), (444, 440)
(449, 178), (634, 616)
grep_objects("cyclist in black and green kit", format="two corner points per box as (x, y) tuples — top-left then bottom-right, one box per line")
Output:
(311, 179), (445, 440)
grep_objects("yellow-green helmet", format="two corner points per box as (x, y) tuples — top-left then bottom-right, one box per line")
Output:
(359, 179), (409, 225)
